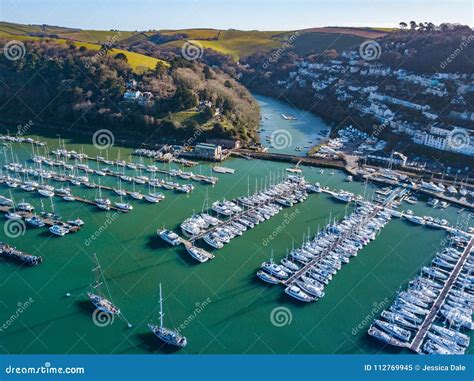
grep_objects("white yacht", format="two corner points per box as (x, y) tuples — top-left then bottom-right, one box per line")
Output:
(185, 245), (209, 263)
(333, 191), (353, 203)
(49, 224), (69, 236)
(157, 229), (181, 246)
(88, 254), (121, 315)
(148, 284), (187, 348)
(404, 215), (426, 225)
(17, 202), (34, 212)
(25, 215), (45, 227)
(38, 188), (54, 197)
(115, 201), (133, 212)
(285, 285), (314, 302)
(145, 193), (164, 203)
(203, 233), (224, 249)
(256, 270), (280, 284)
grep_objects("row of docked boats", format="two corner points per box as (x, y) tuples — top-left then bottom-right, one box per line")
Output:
(181, 177), (310, 250)
(419, 181), (471, 199)
(0, 134), (45, 146)
(5, 158), (180, 200)
(0, 241), (43, 266)
(368, 245), (473, 355)
(157, 229), (215, 263)
(401, 212), (449, 229)
(257, 201), (391, 303)
(49, 146), (216, 184)
(0, 190), (84, 237)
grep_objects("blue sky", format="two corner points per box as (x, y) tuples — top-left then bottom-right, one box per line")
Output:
(2, 0), (472, 30)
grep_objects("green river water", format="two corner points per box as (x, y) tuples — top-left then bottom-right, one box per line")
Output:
(0, 95), (472, 355)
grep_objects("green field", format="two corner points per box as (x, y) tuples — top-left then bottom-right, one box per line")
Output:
(157, 27), (388, 60)
(0, 21), (391, 63)
(0, 27), (167, 72)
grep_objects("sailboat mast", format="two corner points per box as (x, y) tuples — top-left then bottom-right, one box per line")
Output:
(159, 283), (164, 329)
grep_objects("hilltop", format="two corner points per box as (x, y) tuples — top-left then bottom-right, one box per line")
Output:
(0, 21), (390, 61)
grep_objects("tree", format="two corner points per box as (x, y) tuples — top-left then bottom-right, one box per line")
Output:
(410, 21), (417, 30)
(399, 22), (408, 30)
(202, 105), (214, 120)
(114, 53), (128, 62)
(154, 61), (167, 77)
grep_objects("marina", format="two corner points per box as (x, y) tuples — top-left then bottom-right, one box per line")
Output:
(0, 95), (472, 355)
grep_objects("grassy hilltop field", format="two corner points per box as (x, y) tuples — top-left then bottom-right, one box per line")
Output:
(0, 21), (390, 61)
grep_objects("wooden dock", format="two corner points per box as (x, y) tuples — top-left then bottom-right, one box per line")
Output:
(1, 177), (124, 212)
(0, 206), (81, 233)
(408, 235), (474, 353)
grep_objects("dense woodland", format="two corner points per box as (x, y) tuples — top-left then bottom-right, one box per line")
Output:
(0, 40), (260, 144)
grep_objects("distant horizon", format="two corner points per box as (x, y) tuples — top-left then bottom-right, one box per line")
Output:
(2, 0), (472, 31)
(0, 19), (406, 32)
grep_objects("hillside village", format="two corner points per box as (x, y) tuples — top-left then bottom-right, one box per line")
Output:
(276, 49), (474, 157)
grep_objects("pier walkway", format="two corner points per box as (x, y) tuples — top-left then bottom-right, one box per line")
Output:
(409, 235), (474, 353)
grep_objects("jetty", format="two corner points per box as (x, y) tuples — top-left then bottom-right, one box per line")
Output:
(0, 242), (42, 266)
(409, 235), (474, 353)
(282, 202), (384, 286)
